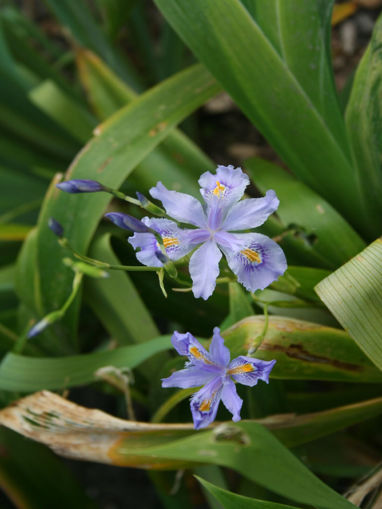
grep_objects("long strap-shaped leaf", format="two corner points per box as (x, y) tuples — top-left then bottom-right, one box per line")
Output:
(0, 336), (172, 392)
(1, 316), (381, 392)
(17, 64), (219, 347)
(0, 391), (359, 509)
(44, 0), (143, 91)
(242, 0), (345, 146)
(76, 49), (214, 195)
(85, 233), (159, 345)
(315, 238), (382, 371)
(196, 477), (298, 509)
(345, 13), (382, 236)
(246, 158), (366, 268)
(222, 316), (382, 383)
(154, 0), (370, 235)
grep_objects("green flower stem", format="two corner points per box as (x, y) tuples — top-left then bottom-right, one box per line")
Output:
(12, 324), (31, 355)
(248, 304), (269, 355)
(151, 388), (196, 423)
(103, 185), (166, 217)
(172, 276), (233, 292)
(18, 271), (84, 348)
(59, 238), (160, 272)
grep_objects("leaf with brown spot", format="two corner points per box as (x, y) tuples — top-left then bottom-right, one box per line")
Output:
(0, 391), (368, 509)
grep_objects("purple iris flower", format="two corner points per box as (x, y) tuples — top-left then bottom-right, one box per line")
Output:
(129, 165), (287, 299)
(162, 328), (276, 430)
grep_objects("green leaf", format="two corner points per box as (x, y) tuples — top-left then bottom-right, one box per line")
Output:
(44, 0), (143, 91)
(2, 389), (382, 505)
(135, 424), (355, 509)
(1, 8), (74, 96)
(0, 264), (15, 293)
(29, 80), (96, 142)
(0, 427), (96, 509)
(246, 158), (366, 268)
(0, 129), (65, 176)
(345, 13), (382, 233)
(154, 0), (369, 234)
(76, 48), (135, 119)
(220, 282), (254, 330)
(0, 73), (79, 161)
(221, 316), (382, 382)
(85, 233), (159, 344)
(96, 0), (138, 41)
(272, 396), (382, 448)
(315, 237), (382, 371)
(273, 266), (330, 303)
(17, 64), (219, 346)
(0, 165), (47, 217)
(0, 335), (172, 391)
(76, 49), (214, 195)
(0, 392), (358, 509)
(242, 1), (343, 142)
(15, 228), (43, 319)
(0, 223), (32, 241)
(196, 477), (298, 509)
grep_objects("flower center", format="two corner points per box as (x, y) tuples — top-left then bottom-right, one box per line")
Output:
(240, 248), (262, 264)
(212, 181), (226, 197)
(227, 363), (254, 375)
(199, 399), (212, 412)
(162, 236), (179, 248)
(189, 346), (213, 364)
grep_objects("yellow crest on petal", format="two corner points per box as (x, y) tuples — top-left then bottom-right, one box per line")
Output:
(212, 181), (226, 197)
(228, 363), (254, 375)
(162, 236), (179, 248)
(241, 248), (262, 264)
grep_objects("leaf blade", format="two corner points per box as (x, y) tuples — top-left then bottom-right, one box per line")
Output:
(315, 238), (382, 370)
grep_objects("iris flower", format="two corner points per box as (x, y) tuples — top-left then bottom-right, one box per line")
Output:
(129, 165), (286, 299)
(162, 328), (276, 430)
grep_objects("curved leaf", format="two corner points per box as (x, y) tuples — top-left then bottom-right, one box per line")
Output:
(0, 335), (172, 392)
(345, 13), (382, 233)
(76, 49), (214, 195)
(221, 316), (382, 382)
(247, 158), (366, 268)
(0, 392), (358, 509)
(154, 0), (370, 234)
(315, 238), (382, 371)
(196, 477), (298, 509)
(85, 233), (159, 345)
(17, 64), (219, 346)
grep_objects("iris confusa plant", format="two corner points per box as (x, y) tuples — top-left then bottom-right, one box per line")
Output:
(57, 165), (287, 300)
(56, 165), (282, 428)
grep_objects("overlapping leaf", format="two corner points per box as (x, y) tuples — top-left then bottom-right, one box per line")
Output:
(246, 158), (366, 268)
(16, 64), (219, 348)
(316, 238), (382, 371)
(0, 391), (359, 509)
(154, 0), (373, 236)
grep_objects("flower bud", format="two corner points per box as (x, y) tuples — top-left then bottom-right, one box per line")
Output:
(56, 179), (104, 193)
(105, 212), (149, 233)
(48, 218), (64, 238)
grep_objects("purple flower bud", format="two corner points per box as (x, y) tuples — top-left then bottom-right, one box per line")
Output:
(56, 179), (104, 194)
(48, 218), (64, 238)
(155, 251), (169, 264)
(136, 192), (150, 207)
(105, 212), (149, 233)
(27, 318), (49, 338)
